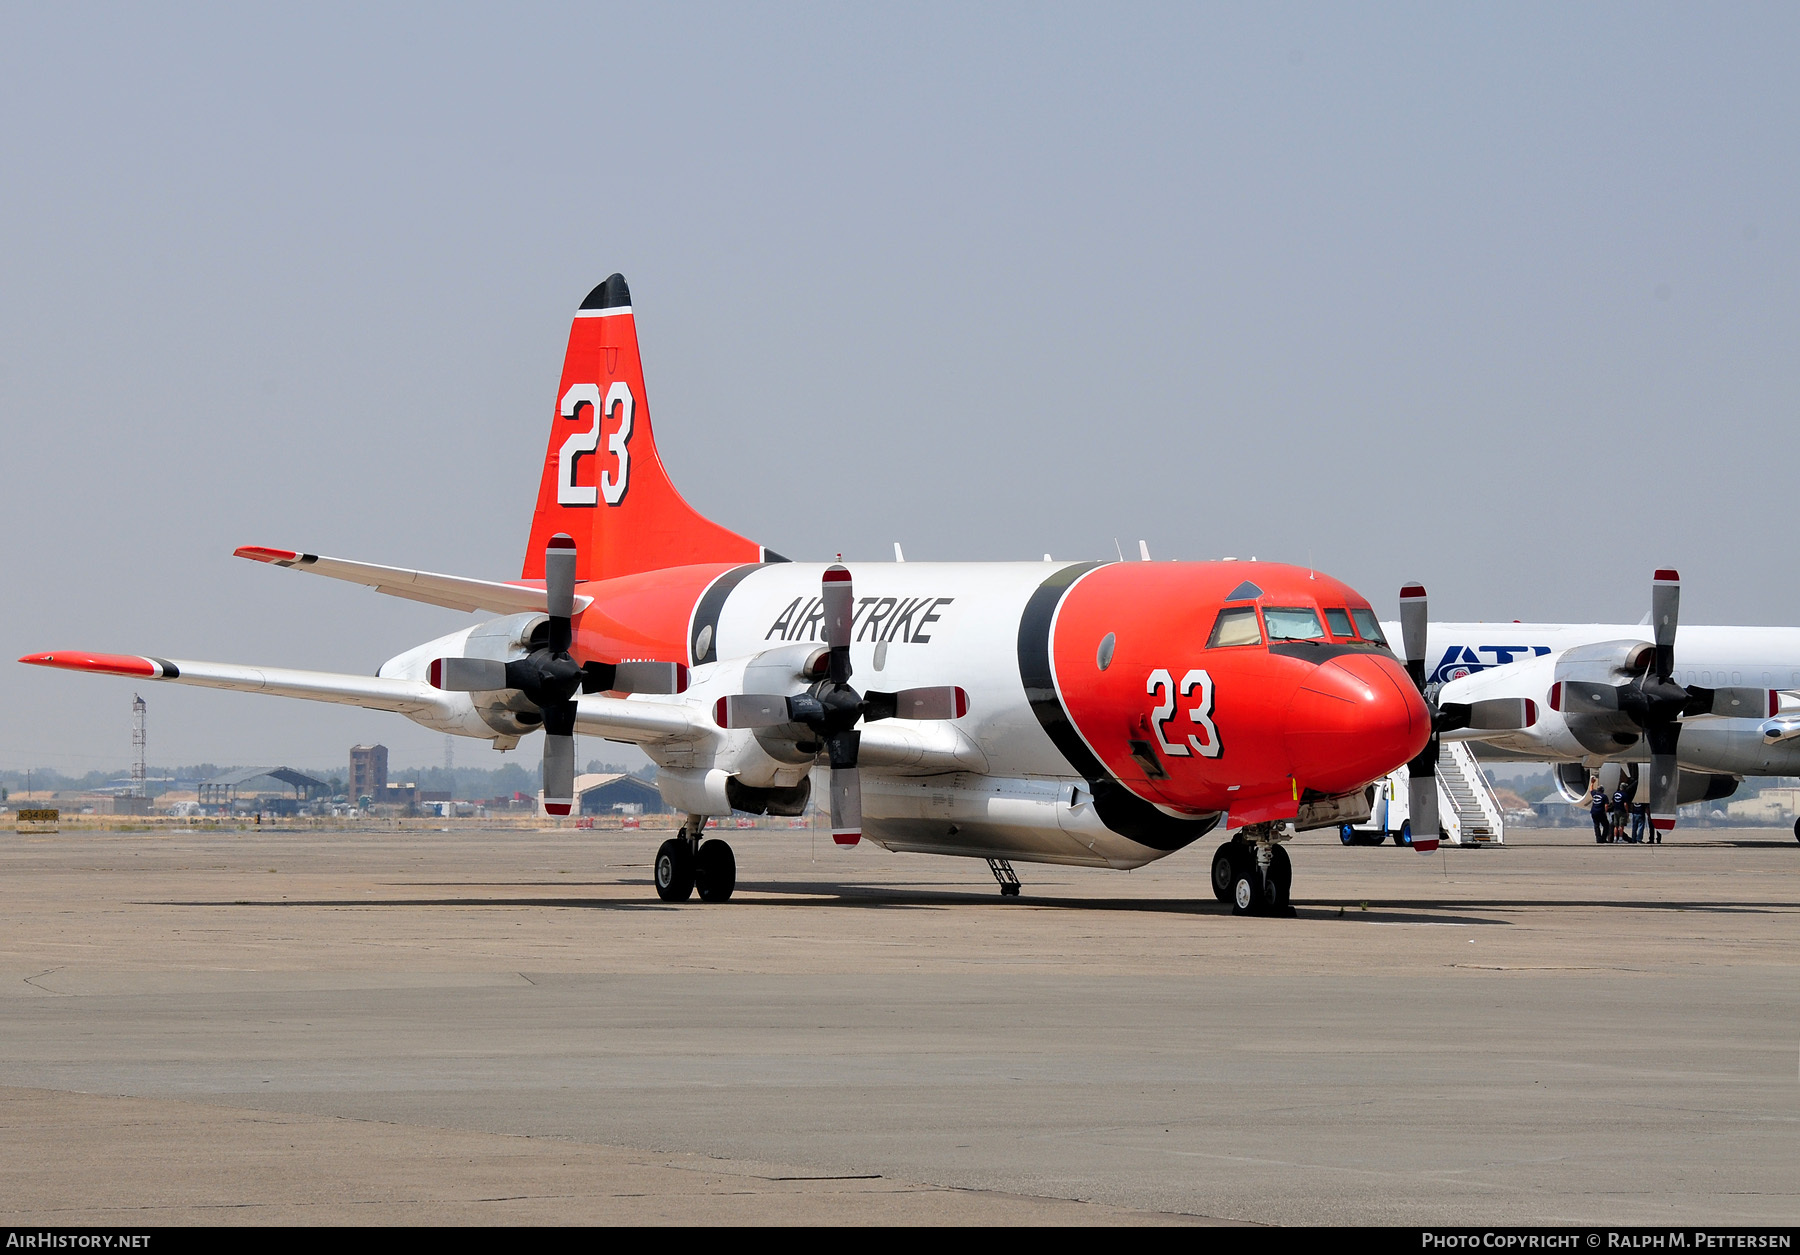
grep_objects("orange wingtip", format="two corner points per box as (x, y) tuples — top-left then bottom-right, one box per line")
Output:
(19, 651), (162, 677)
(234, 546), (300, 563)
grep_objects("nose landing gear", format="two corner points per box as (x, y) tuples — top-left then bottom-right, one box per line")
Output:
(1210, 827), (1294, 917)
(654, 816), (737, 903)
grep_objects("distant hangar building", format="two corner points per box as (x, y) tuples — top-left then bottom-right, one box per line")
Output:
(198, 766), (332, 815)
(575, 773), (667, 817)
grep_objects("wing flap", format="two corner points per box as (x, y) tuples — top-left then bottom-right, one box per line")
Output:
(234, 547), (592, 616)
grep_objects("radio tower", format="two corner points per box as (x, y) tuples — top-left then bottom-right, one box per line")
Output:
(131, 694), (147, 798)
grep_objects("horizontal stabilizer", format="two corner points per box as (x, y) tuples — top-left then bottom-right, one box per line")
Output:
(235, 546), (592, 616)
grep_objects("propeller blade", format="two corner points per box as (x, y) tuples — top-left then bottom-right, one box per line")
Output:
(610, 661), (689, 695)
(545, 533), (577, 652)
(541, 727), (575, 816)
(713, 694), (794, 729)
(828, 765), (862, 845)
(1555, 681), (1623, 714)
(864, 686), (970, 722)
(1647, 756), (1680, 834)
(1407, 761), (1440, 850)
(1437, 697), (1537, 732)
(823, 565), (854, 683)
(1399, 583), (1428, 690)
(429, 657), (509, 691)
(1703, 686), (1768, 717)
(1651, 569), (1679, 683)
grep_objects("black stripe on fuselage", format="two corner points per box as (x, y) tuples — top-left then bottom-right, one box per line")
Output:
(1018, 562), (1109, 780)
(1016, 563), (1219, 854)
(690, 564), (765, 665)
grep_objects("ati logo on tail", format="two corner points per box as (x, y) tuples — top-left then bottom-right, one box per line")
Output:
(557, 382), (633, 507)
(767, 596), (955, 644)
(1430, 644), (1551, 684)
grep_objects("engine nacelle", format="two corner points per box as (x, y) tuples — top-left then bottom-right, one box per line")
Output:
(378, 612), (550, 742)
(1552, 761), (1737, 806)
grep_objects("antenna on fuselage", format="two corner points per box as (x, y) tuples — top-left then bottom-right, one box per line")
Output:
(1138, 540), (1151, 561)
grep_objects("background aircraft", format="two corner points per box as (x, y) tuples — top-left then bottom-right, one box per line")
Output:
(1380, 574), (1800, 840)
(22, 276), (1432, 915)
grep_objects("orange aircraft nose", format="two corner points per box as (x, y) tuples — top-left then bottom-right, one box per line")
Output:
(1284, 653), (1430, 795)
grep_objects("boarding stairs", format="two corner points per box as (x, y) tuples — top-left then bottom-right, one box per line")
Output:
(1436, 740), (1504, 846)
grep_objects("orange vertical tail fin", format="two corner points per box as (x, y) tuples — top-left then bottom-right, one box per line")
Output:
(522, 274), (771, 583)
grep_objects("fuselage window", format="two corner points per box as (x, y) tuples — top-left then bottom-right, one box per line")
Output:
(1208, 605), (1264, 648)
(1263, 607), (1326, 642)
(1325, 608), (1355, 639)
(1350, 608), (1387, 646)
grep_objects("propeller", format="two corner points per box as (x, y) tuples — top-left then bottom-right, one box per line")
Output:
(427, 533), (685, 816)
(1397, 582), (1441, 851)
(1639, 570), (1686, 835)
(1544, 569), (1775, 837)
(712, 564), (970, 845)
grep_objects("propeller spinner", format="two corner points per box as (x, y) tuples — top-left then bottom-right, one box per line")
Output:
(713, 564), (970, 845)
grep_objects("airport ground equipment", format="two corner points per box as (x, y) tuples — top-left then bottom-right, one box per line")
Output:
(1340, 740), (1505, 847)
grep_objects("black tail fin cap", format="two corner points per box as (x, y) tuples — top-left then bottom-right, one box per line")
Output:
(580, 274), (632, 310)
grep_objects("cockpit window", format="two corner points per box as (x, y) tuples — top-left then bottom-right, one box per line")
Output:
(1350, 608), (1387, 646)
(1207, 605), (1264, 648)
(1324, 608), (1355, 639)
(1263, 607), (1326, 641)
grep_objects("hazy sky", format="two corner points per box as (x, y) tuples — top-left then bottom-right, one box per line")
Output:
(3, 4), (1796, 775)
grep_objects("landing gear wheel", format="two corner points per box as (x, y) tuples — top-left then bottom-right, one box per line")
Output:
(695, 839), (736, 903)
(1210, 842), (1237, 902)
(999, 882), (1021, 897)
(1793, 817), (1799, 844)
(1268, 844), (1293, 913)
(654, 837), (695, 902)
(1230, 857), (1265, 916)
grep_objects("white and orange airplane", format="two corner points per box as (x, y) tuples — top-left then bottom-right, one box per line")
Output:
(22, 274), (1439, 915)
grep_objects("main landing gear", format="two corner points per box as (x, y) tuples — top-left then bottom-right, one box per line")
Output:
(654, 815), (737, 903)
(1209, 826), (1294, 917)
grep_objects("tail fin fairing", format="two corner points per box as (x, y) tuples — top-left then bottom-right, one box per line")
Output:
(523, 274), (769, 584)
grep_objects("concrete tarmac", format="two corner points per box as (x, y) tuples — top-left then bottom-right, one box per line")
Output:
(1, 822), (1797, 1226)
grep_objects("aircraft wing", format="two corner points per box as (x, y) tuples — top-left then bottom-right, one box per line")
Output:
(857, 719), (989, 773)
(233, 546), (592, 616)
(19, 651), (459, 718)
(571, 696), (984, 767)
(573, 693), (711, 744)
